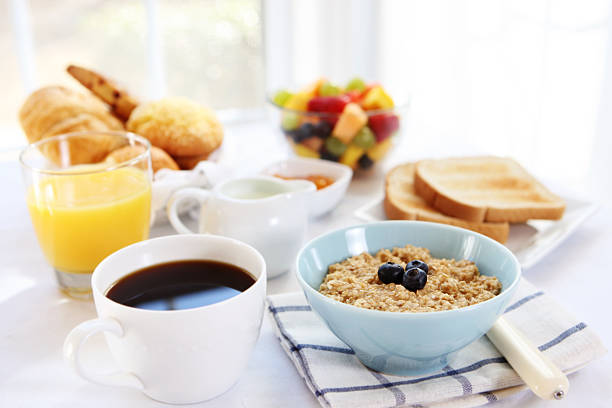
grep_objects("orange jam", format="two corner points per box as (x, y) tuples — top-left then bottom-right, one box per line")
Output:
(274, 174), (335, 190)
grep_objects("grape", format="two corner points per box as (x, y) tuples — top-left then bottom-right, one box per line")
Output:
(352, 126), (375, 149)
(345, 77), (366, 93)
(324, 137), (348, 156)
(319, 82), (342, 97)
(281, 112), (300, 131)
(273, 90), (293, 106)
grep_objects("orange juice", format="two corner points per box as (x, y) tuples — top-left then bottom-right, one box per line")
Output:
(27, 166), (151, 274)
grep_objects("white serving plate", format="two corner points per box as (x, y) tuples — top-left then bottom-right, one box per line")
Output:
(353, 195), (598, 270)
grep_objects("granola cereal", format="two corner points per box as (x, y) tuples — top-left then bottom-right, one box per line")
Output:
(318, 245), (501, 312)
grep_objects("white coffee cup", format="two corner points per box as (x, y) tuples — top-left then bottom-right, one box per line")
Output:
(166, 176), (315, 278)
(63, 234), (266, 404)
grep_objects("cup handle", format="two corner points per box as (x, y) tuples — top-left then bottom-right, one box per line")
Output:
(166, 187), (211, 234)
(63, 317), (144, 390)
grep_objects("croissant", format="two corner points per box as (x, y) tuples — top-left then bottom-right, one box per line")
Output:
(19, 86), (124, 165)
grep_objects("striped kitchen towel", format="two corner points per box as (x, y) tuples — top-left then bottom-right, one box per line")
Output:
(266, 279), (606, 408)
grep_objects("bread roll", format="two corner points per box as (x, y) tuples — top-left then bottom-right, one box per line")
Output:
(173, 153), (211, 170)
(126, 97), (223, 158)
(105, 145), (179, 173)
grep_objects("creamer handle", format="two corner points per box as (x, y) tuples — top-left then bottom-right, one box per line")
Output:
(166, 187), (210, 234)
(487, 316), (569, 400)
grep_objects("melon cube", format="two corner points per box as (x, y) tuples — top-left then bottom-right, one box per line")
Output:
(332, 103), (368, 144)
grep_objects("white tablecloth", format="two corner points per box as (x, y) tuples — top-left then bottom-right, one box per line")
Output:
(1, 119), (610, 407)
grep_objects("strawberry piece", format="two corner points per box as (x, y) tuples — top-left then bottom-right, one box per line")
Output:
(307, 95), (350, 114)
(368, 114), (399, 142)
(345, 90), (362, 103)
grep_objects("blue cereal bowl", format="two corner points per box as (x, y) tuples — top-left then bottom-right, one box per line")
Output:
(296, 221), (521, 376)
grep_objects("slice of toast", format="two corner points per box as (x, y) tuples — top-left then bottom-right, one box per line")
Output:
(385, 163), (510, 243)
(67, 65), (139, 122)
(414, 156), (566, 223)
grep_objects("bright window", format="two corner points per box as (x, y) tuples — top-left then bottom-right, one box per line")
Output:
(4, 0), (263, 150)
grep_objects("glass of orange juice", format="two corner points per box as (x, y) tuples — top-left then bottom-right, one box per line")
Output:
(20, 131), (153, 299)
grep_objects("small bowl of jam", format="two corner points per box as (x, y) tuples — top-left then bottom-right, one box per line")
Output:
(261, 157), (353, 218)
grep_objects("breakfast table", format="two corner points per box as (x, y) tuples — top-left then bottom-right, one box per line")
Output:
(1, 117), (610, 407)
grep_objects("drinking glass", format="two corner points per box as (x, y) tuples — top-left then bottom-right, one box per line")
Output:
(20, 131), (153, 298)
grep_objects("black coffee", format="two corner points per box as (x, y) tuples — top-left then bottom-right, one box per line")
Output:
(106, 260), (256, 311)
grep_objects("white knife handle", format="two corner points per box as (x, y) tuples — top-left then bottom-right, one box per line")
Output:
(486, 317), (569, 400)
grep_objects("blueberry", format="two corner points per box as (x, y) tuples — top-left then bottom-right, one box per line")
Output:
(406, 260), (429, 274)
(284, 128), (301, 142)
(297, 123), (316, 141)
(313, 121), (333, 138)
(402, 267), (427, 292)
(320, 149), (339, 162)
(357, 154), (374, 169)
(377, 262), (404, 284)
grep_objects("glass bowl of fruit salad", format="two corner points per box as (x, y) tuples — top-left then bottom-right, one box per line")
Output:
(268, 78), (408, 171)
